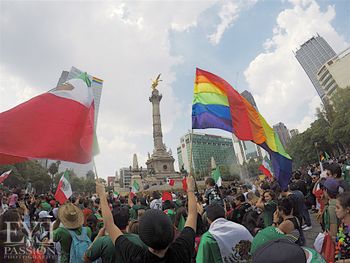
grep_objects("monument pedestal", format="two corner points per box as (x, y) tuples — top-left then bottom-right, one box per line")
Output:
(146, 152), (176, 180)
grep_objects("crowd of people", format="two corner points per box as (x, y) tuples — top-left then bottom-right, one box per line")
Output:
(0, 154), (349, 263)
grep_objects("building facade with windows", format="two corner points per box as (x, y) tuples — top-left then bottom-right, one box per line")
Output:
(317, 48), (350, 99)
(120, 167), (132, 188)
(295, 35), (336, 101)
(290, 129), (299, 138)
(177, 132), (237, 176)
(273, 122), (291, 149)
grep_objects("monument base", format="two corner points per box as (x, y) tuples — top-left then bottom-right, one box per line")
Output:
(146, 152), (176, 180)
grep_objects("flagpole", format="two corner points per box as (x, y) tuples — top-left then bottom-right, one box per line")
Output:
(188, 129), (198, 192)
(93, 158), (99, 180)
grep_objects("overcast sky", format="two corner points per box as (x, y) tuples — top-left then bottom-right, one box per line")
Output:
(1, 0), (349, 178)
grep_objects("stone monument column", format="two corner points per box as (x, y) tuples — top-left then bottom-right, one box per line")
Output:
(146, 74), (176, 179)
(150, 89), (165, 153)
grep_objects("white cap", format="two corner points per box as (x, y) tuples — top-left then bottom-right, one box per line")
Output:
(39, 210), (53, 219)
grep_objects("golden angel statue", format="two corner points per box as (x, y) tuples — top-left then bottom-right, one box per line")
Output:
(151, 74), (162, 90)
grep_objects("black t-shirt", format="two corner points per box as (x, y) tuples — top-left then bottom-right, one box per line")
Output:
(114, 226), (195, 263)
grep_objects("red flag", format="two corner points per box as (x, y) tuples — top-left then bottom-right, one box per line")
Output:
(0, 170), (12, 183)
(166, 178), (175, 186)
(182, 177), (187, 191)
(0, 75), (95, 164)
(259, 164), (272, 178)
(162, 191), (173, 202)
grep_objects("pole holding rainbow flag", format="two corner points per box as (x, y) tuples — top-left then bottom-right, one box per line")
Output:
(191, 68), (292, 190)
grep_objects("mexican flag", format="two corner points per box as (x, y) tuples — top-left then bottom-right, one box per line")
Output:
(55, 171), (72, 205)
(196, 218), (253, 263)
(0, 72), (95, 164)
(259, 156), (273, 178)
(0, 170), (12, 184)
(131, 180), (140, 194)
(166, 177), (175, 186)
(212, 167), (222, 187)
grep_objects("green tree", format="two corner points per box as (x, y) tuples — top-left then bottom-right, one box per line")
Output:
(86, 170), (95, 180)
(287, 87), (350, 168)
(0, 160), (51, 193)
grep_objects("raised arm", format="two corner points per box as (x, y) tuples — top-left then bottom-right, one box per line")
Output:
(96, 180), (123, 243)
(184, 176), (197, 232)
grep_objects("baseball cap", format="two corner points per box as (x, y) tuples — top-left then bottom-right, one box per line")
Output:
(38, 210), (53, 219)
(252, 238), (306, 263)
(138, 209), (174, 250)
(323, 178), (339, 194)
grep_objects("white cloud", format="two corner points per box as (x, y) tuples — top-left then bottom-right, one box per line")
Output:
(0, 1), (216, 178)
(244, 0), (349, 132)
(0, 66), (39, 111)
(208, 0), (257, 45)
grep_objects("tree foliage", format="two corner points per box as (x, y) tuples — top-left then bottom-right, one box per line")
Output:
(287, 87), (350, 168)
(0, 160), (51, 193)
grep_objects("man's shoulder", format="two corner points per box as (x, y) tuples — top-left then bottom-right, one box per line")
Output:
(200, 230), (217, 244)
(124, 233), (146, 246)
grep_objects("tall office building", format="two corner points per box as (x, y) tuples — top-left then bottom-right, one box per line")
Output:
(119, 167), (132, 188)
(295, 35), (336, 100)
(177, 132), (236, 175)
(317, 48), (350, 99)
(44, 67), (104, 177)
(290, 129), (299, 138)
(273, 122), (291, 149)
(241, 90), (258, 110)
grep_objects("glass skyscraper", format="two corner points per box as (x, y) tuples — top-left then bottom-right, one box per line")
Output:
(177, 132), (237, 176)
(295, 35), (336, 100)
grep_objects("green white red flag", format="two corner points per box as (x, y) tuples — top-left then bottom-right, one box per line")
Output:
(259, 156), (273, 178)
(166, 178), (175, 186)
(55, 171), (72, 204)
(131, 180), (140, 194)
(0, 72), (95, 164)
(0, 170), (12, 184)
(212, 167), (222, 187)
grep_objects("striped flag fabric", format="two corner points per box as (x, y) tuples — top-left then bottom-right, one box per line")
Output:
(212, 167), (222, 187)
(259, 156), (273, 178)
(0, 170), (12, 184)
(54, 171), (72, 204)
(192, 68), (292, 189)
(0, 72), (95, 164)
(131, 180), (140, 194)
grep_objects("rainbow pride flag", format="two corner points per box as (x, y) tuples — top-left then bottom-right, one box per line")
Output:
(192, 68), (292, 189)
